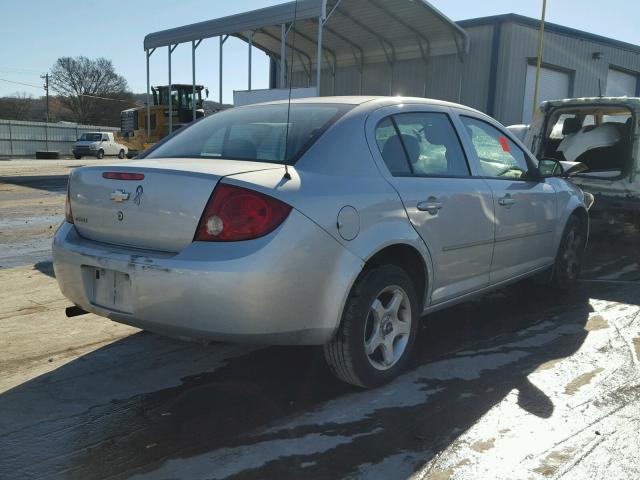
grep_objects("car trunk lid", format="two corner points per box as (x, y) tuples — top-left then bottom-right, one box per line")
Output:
(68, 158), (281, 252)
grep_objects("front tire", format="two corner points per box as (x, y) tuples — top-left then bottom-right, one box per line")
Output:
(74, 154), (82, 159)
(96, 149), (104, 159)
(324, 265), (419, 388)
(118, 149), (125, 159)
(551, 215), (586, 289)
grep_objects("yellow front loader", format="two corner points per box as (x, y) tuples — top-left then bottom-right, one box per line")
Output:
(115, 84), (207, 157)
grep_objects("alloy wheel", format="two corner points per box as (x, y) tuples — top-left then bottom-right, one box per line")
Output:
(563, 228), (582, 279)
(364, 285), (412, 371)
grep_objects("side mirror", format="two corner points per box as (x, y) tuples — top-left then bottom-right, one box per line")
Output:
(538, 158), (564, 178)
(538, 158), (588, 178)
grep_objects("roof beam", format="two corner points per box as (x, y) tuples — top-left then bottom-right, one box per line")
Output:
(368, 0), (432, 55)
(322, 24), (365, 71)
(289, 24), (338, 71)
(334, 8), (396, 64)
(254, 28), (314, 73)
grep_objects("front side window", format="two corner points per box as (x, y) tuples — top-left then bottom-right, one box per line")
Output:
(79, 133), (101, 141)
(145, 103), (351, 164)
(461, 116), (529, 179)
(375, 112), (470, 177)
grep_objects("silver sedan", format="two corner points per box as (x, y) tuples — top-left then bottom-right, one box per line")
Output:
(53, 97), (590, 388)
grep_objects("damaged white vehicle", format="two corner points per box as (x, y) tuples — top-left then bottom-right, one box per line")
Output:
(523, 97), (640, 224)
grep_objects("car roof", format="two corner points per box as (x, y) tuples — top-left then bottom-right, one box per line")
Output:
(246, 95), (485, 115)
(541, 96), (640, 112)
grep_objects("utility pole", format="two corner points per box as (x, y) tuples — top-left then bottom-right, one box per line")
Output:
(41, 73), (50, 151)
(532, 0), (547, 122)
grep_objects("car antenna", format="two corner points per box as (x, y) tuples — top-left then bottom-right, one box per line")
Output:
(282, 0), (299, 181)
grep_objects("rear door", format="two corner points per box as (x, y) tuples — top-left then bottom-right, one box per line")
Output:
(369, 106), (495, 304)
(458, 115), (558, 284)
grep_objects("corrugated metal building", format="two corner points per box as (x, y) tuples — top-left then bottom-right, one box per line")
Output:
(457, 14), (640, 126)
(145, 3), (640, 128)
(279, 13), (640, 127)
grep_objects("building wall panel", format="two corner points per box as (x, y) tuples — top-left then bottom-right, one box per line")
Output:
(495, 22), (640, 126)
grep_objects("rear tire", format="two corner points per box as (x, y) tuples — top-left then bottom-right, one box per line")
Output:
(96, 149), (104, 159)
(324, 265), (419, 388)
(551, 215), (586, 289)
(74, 154), (82, 160)
(118, 149), (125, 159)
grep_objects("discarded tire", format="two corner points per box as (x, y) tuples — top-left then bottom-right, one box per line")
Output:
(35, 151), (60, 159)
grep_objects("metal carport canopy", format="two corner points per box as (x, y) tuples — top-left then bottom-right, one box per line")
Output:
(142, 0), (469, 136)
(144, 0), (469, 67)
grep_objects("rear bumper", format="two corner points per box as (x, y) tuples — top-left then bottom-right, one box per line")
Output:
(52, 211), (363, 345)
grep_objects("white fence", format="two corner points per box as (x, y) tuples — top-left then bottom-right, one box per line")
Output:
(0, 119), (118, 157)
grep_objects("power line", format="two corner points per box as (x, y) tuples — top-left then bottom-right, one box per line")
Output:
(78, 93), (137, 103)
(0, 78), (136, 103)
(0, 77), (43, 89)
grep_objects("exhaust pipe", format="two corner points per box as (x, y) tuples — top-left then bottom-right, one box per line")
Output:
(65, 305), (89, 318)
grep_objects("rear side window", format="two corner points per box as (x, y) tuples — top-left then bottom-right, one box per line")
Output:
(375, 118), (412, 175)
(145, 103), (352, 164)
(461, 116), (529, 179)
(375, 112), (470, 177)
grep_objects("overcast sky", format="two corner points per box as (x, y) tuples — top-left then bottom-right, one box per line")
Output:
(1, 0), (639, 102)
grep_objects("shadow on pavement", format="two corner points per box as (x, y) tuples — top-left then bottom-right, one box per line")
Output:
(34, 260), (55, 278)
(582, 222), (640, 281)
(0, 175), (69, 193)
(3, 279), (636, 479)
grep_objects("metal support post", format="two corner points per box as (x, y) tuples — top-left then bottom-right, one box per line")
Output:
(192, 40), (202, 122)
(281, 24), (287, 88)
(146, 48), (155, 142)
(316, 16), (324, 94)
(168, 46), (172, 134)
(248, 31), (254, 90)
(219, 35), (228, 104)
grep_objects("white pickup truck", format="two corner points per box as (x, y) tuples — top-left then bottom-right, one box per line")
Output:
(72, 132), (128, 160)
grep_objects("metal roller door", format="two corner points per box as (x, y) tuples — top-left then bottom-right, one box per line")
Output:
(606, 68), (638, 97)
(523, 64), (571, 123)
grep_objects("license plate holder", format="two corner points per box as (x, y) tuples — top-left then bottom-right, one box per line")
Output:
(89, 267), (133, 313)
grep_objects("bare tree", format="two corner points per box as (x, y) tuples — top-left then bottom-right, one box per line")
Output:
(49, 56), (135, 125)
(0, 92), (33, 120)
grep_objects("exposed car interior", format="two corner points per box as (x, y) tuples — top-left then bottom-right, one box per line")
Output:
(542, 106), (634, 177)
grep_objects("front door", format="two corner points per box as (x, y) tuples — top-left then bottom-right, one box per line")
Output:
(373, 110), (495, 304)
(459, 116), (558, 283)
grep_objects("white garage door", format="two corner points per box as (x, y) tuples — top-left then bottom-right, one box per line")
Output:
(523, 64), (570, 123)
(606, 68), (638, 97)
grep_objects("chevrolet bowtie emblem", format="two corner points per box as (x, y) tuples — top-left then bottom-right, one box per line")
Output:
(110, 190), (130, 202)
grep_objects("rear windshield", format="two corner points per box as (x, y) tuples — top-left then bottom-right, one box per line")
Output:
(79, 133), (102, 141)
(145, 103), (352, 164)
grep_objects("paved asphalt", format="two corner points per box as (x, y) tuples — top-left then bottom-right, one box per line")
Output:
(1, 160), (639, 479)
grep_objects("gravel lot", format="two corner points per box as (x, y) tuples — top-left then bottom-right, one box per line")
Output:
(1, 158), (639, 479)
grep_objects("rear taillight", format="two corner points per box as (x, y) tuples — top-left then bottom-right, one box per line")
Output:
(65, 185), (74, 224)
(195, 184), (292, 242)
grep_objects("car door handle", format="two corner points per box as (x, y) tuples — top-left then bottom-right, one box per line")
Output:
(498, 194), (516, 207)
(417, 198), (443, 215)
